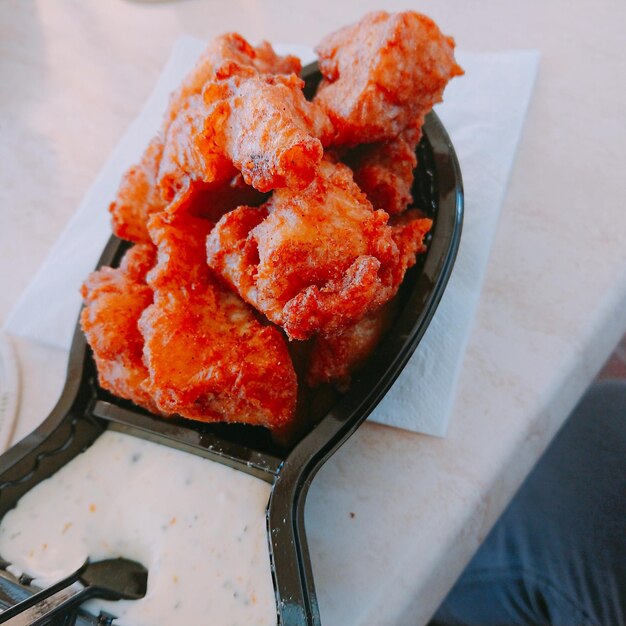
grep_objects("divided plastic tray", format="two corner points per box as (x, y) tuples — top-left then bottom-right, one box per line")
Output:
(0, 66), (463, 626)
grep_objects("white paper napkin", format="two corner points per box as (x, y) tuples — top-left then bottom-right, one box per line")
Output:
(369, 49), (540, 435)
(3, 37), (539, 437)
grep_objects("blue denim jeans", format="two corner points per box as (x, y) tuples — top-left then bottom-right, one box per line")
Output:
(431, 380), (626, 626)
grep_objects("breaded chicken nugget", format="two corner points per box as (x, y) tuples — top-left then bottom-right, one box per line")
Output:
(314, 11), (463, 145)
(95, 17), (453, 426)
(307, 301), (394, 388)
(307, 209), (431, 387)
(139, 212), (297, 428)
(159, 73), (332, 197)
(210, 73), (333, 192)
(345, 131), (419, 215)
(207, 158), (432, 340)
(80, 245), (158, 413)
(110, 35), (302, 243)
(157, 91), (237, 202)
(166, 33), (302, 128)
(109, 137), (167, 244)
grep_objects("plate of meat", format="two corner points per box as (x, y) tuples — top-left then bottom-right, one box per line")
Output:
(0, 11), (463, 626)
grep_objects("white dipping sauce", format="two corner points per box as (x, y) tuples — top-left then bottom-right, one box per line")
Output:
(0, 431), (277, 626)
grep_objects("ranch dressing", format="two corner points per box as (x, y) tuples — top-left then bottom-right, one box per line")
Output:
(0, 431), (277, 626)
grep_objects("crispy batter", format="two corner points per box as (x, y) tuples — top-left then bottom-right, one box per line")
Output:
(159, 73), (332, 197)
(110, 34), (302, 243)
(207, 158), (432, 340)
(158, 92), (237, 202)
(387, 208), (433, 287)
(165, 33), (302, 128)
(307, 210), (431, 387)
(80, 245), (158, 413)
(208, 73), (333, 192)
(314, 11), (463, 145)
(109, 137), (167, 244)
(159, 35), (306, 196)
(139, 212), (297, 428)
(307, 301), (394, 388)
(345, 131), (419, 215)
(110, 131), (263, 242)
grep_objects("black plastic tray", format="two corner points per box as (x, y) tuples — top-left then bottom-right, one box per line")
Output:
(0, 68), (463, 626)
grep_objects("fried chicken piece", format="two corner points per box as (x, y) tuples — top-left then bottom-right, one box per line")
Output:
(110, 127), (263, 242)
(157, 35), (313, 198)
(210, 73), (333, 192)
(109, 137), (167, 244)
(314, 11), (463, 145)
(158, 92), (237, 202)
(307, 301), (395, 388)
(308, 210), (431, 387)
(80, 244), (158, 413)
(159, 73), (332, 198)
(345, 131), (419, 215)
(110, 34), (302, 242)
(207, 158), (432, 340)
(165, 33), (302, 129)
(139, 212), (297, 428)
(387, 208), (433, 287)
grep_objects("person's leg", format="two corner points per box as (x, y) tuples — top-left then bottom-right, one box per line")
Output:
(431, 380), (626, 626)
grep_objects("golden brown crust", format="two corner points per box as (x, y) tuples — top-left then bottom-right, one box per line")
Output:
(158, 73), (332, 197)
(80, 245), (159, 413)
(307, 302), (393, 388)
(314, 11), (463, 145)
(139, 212), (297, 428)
(109, 138), (167, 244)
(212, 73), (333, 192)
(344, 131), (419, 215)
(165, 33), (302, 129)
(110, 34), (304, 243)
(207, 158), (432, 340)
(157, 91), (237, 202)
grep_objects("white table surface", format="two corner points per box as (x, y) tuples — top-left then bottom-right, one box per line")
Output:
(1, 1), (626, 625)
